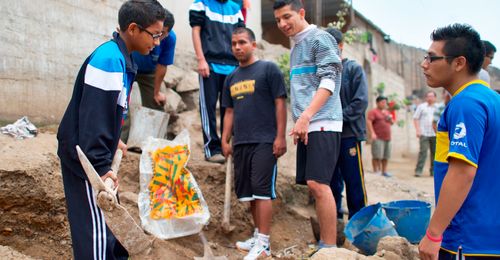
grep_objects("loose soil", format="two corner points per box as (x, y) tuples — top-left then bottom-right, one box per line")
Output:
(0, 112), (434, 259)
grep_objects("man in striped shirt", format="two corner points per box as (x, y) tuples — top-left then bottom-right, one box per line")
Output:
(413, 91), (438, 177)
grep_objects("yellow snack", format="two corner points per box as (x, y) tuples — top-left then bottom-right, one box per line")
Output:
(148, 145), (202, 219)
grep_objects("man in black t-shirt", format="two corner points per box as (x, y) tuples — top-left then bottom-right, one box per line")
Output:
(221, 27), (287, 260)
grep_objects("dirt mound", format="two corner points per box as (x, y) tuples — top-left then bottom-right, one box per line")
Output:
(0, 245), (36, 260)
(0, 123), (315, 259)
(0, 133), (71, 259)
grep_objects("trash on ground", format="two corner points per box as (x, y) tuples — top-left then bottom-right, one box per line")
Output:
(0, 116), (37, 139)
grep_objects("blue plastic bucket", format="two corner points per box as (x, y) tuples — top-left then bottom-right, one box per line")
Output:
(382, 200), (431, 243)
(344, 203), (398, 255)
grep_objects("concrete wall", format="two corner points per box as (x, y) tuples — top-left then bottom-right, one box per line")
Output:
(343, 42), (419, 157)
(0, 0), (122, 123)
(0, 0), (261, 124)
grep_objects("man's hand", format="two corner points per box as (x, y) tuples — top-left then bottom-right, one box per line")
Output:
(371, 132), (377, 140)
(273, 136), (287, 158)
(100, 170), (118, 189)
(290, 115), (310, 145)
(222, 140), (232, 158)
(416, 130), (422, 138)
(118, 139), (127, 157)
(418, 235), (441, 260)
(154, 91), (166, 106)
(198, 59), (210, 78)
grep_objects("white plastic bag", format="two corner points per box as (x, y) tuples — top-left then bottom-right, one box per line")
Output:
(138, 130), (210, 240)
(128, 106), (169, 150)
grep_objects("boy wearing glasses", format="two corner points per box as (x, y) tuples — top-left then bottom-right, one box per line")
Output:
(419, 24), (500, 259)
(56, 1), (166, 259)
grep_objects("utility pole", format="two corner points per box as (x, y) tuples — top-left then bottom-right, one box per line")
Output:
(314, 0), (323, 26)
(349, 0), (355, 27)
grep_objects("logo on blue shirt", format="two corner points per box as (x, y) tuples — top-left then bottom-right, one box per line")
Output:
(453, 122), (466, 139)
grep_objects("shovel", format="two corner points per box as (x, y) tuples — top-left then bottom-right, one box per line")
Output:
(76, 145), (154, 256)
(194, 231), (228, 260)
(221, 155), (235, 233)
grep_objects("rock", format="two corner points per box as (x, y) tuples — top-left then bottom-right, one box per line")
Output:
(310, 247), (367, 260)
(179, 90), (199, 111)
(163, 65), (185, 88)
(0, 245), (36, 259)
(376, 236), (419, 260)
(119, 191), (138, 205)
(163, 88), (186, 113)
(173, 49), (198, 72)
(256, 40), (290, 63)
(175, 70), (199, 93)
(2, 227), (13, 236)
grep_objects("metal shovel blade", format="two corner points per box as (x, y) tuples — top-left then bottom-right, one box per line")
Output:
(75, 145), (153, 255)
(193, 231), (227, 260)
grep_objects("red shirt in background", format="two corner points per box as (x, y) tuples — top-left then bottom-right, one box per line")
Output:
(367, 108), (392, 141)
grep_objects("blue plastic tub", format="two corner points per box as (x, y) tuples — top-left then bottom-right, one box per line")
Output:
(344, 203), (398, 255)
(382, 200), (431, 243)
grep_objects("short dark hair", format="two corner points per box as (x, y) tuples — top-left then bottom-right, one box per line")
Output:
(325, 27), (343, 44)
(426, 90), (437, 97)
(430, 23), (483, 74)
(118, 0), (166, 31)
(164, 8), (175, 31)
(233, 27), (256, 42)
(273, 0), (303, 11)
(376, 96), (387, 103)
(483, 40), (497, 56)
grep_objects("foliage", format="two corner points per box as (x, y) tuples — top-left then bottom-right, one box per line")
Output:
(375, 82), (385, 96)
(326, 3), (369, 44)
(277, 53), (291, 95)
(374, 82), (411, 128)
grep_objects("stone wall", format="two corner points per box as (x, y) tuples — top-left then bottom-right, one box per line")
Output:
(0, 0), (261, 124)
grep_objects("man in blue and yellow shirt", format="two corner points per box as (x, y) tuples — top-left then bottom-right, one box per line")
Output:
(419, 23), (500, 260)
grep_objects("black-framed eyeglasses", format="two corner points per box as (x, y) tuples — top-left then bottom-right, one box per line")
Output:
(137, 24), (163, 40)
(423, 55), (457, 63)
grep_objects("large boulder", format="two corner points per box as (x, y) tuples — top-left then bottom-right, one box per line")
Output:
(179, 90), (200, 111)
(164, 88), (187, 113)
(375, 236), (419, 260)
(163, 65), (186, 88)
(175, 70), (199, 93)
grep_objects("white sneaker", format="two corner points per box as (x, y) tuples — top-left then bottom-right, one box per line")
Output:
(236, 236), (256, 252)
(236, 229), (258, 252)
(243, 240), (271, 260)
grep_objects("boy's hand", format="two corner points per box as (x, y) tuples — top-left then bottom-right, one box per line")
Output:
(198, 59), (210, 78)
(118, 139), (127, 157)
(273, 136), (287, 158)
(154, 92), (166, 106)
(222, 141), (232, 158)
(418, 236), (440, 260)
(290, 115), (310, 145)
(101, 170), (118, 189)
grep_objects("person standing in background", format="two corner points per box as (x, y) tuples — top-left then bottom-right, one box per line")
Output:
(367, 96), (393, 177)
(189, 0), (245, 163)
(413, 91), (438, 177)
(478, 40), (496, 85)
